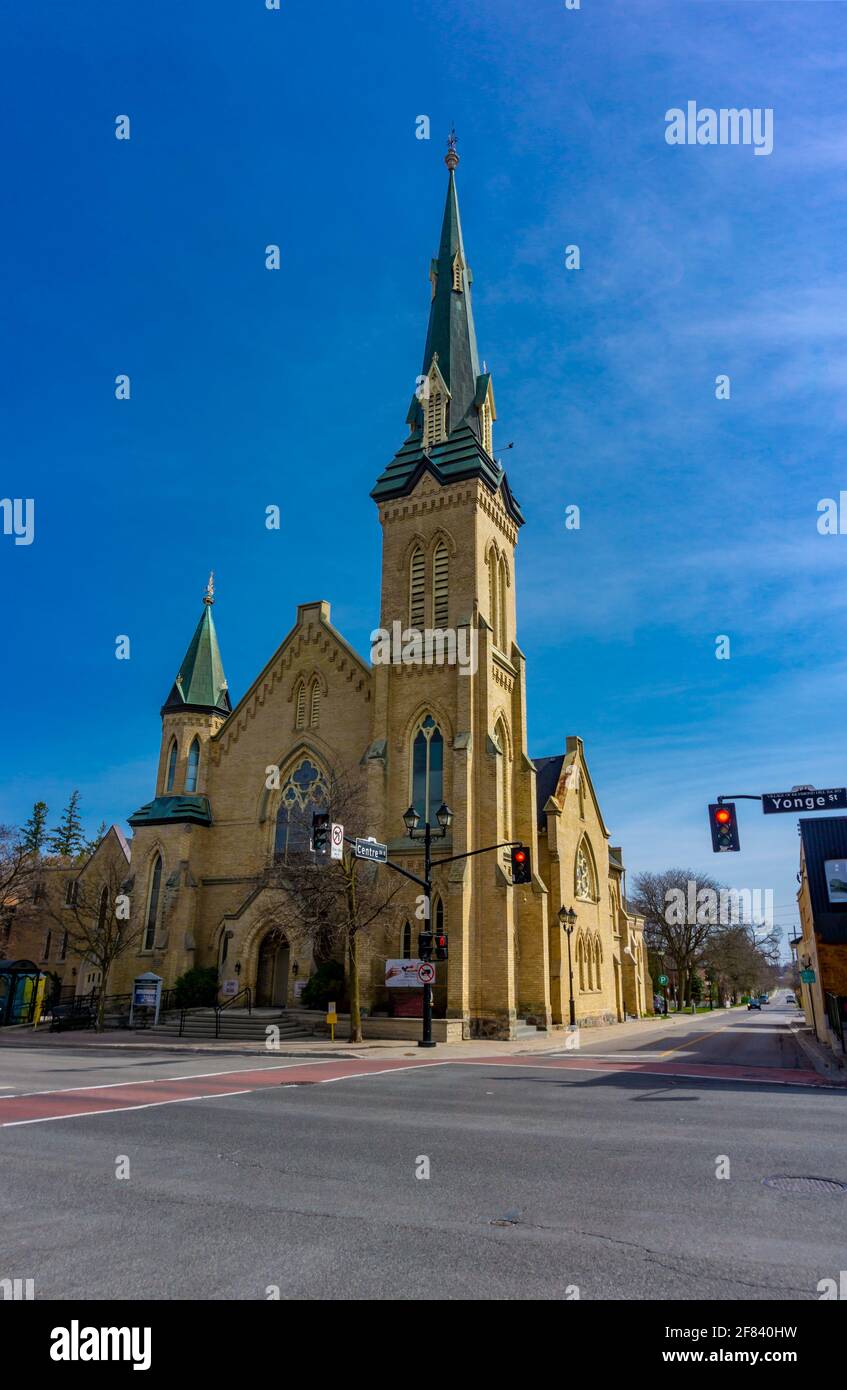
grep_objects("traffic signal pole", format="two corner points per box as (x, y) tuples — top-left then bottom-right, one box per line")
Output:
(377, 837), (528, 1048)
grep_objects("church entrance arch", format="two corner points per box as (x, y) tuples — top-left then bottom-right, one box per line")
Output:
(255, 928), (291, 1008)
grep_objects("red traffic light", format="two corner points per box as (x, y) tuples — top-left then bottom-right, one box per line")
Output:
(708, 802), (740, 852)
(513, 850), (527, 864)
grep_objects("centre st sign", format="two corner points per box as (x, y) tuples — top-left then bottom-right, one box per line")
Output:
(354, 837), (388, 863)
(761, 788), (847, 815)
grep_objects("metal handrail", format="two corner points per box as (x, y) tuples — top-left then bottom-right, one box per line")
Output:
(220, 985), (252, 1015)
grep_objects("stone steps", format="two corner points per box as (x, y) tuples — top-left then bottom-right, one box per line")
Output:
(148, 1008), (316, 1042)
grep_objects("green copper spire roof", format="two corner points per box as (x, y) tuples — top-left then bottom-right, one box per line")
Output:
(371, 134), (523, 526)
(418, 148), (481, 435)
(161, 574), (232, 717)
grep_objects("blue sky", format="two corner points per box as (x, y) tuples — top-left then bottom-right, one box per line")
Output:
(3, 0), (845, 950)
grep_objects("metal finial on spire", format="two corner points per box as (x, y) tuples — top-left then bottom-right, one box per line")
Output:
(204, 571), (215, 606)
(445, 125), (459, 171)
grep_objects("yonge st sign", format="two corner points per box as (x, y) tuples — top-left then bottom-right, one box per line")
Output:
(761, 788), (847, 815)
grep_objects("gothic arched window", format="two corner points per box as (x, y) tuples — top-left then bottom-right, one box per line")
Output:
(488, 549), (499, 645)
(410, 546), (426, 628)
(494, 719), (511, 842)
(97, 885), (109, 934)
(185, 737), (200, 793)
(274, 759), (330, 863)
(144, 855), (162, 951)
(165, 738), (178, 792)
(432, 541), (449, 627)
(294, 681), (306, 730)
(577, 935), (586, 992)
(498, 556), (508, 650)
(434, 896), (444, 934)
(575, 839), (597, 903)
(410, 714), (444, 826)
(402, 921), (412, 960)
(309, 678), (321, 728)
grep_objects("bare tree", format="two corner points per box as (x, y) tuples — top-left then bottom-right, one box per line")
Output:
(704, 921), (780, 1003)
(0, 825), (39, 955)
(46, 858), (141, 1031)
(258, 764), (403, 1043)
(631, 868), (725, 1010)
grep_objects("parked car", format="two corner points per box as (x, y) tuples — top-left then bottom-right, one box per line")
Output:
(747, 998), (761, 1010)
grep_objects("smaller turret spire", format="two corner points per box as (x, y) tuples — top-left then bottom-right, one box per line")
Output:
(161, 582), (231, 718)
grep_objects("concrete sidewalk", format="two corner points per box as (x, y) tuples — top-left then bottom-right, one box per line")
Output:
(0, 1006), (739, 1064)
(789, 1020), (847, 1086)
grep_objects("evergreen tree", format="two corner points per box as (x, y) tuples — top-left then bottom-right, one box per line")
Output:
(47, 791), (87, 860)
(86, 821), (108, 855)
(21, 801), (49, 854)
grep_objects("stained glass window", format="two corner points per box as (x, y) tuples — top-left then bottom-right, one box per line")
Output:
(576, 846), (594, 901)
(185, 738), (200, 793)
(411, 715), (443, 826)
(275, 759), (329, 862)
(166, 739), (178, 791)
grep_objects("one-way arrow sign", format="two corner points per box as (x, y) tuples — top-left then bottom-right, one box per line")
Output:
(762, 787), (847, 815)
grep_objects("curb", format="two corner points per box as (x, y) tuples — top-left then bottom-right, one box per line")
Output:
(789, 1023), (847, 1087)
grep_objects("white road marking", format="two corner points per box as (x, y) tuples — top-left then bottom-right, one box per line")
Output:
(1, 1090), (254, 1128)
(1, 1058), (329, 1101)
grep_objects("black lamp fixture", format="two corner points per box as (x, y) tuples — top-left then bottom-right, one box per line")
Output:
(558, 905), (577, 1027)
(558, 905), (577, 932)
(403, 805), (420, 835)
(436, 802), (453, 832)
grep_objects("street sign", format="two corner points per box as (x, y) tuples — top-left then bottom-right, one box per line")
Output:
(800, 969), (816, 984)
(417, 962), (435, 986)
(657, 974), (668, 987)
(330, 822), (344, 860)
(354, 836), (388, 863)
(762, 787), (847, 815)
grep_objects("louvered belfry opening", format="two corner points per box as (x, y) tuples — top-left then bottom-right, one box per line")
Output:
(433, 542), (449, 626)
(410, 546), (426, 627)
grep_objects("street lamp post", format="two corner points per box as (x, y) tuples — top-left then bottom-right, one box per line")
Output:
(558, 905), (577, 1027)
(404, 801), (452, 1048)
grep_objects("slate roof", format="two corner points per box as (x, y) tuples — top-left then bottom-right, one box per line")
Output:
(533, 755), (566, 827)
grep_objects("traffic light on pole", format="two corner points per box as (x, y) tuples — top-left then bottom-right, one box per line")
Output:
(312, 812), (330, 855)
(434, 934), (448, 961)
(418, 932), (434, 961)
(511, 843), (532, 885)
(708, 802), (740, 853)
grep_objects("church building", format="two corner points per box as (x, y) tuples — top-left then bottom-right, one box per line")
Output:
(114, 139), (652, 1039)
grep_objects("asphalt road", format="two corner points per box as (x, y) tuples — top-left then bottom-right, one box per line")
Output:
(2, 991), (844, 1301)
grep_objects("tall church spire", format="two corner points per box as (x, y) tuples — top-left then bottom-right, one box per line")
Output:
(417, 131), (481, 436)
(161, 575), (232, 717)
(371, 136), (523, 525)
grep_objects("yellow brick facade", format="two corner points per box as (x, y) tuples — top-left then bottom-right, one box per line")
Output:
(109, 153), (652, 1038)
